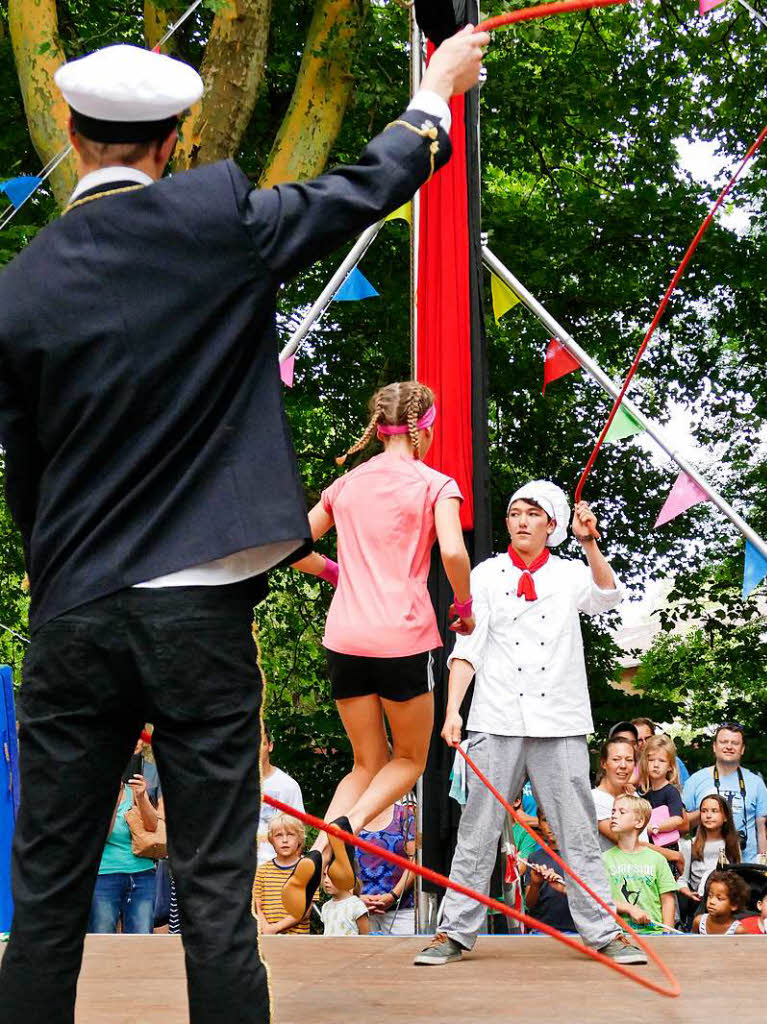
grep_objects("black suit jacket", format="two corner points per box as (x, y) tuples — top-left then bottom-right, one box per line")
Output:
(0, 109), (451, 630)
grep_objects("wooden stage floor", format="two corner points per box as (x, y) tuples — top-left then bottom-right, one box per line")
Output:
(3, 934), (762, 1023)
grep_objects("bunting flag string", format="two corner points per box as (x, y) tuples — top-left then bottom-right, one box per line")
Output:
(384, 202), (412, 225)
(542, 338), (580, 393)
(732, 0), (767, 30)
(603, 404), (644, 443)
(0, 177), (43, 209)
(574, 117), (767, 517)
(279, 354), (295, 388)
(699, 0), (727, 11)
(491, 273), (520, 323)
(654, 471), (710, 528)
(334, 267), (379, 301)
(742, 541), (767, 599)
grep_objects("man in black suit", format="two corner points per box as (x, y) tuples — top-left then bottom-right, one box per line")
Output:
(0, 29), (488, 1024)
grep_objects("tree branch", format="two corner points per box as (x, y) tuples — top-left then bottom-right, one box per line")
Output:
(175, 0), (273, 170)
(144, 1), (180, 53)
(8, 0), (75, 205)
(260, 0), (368, 186)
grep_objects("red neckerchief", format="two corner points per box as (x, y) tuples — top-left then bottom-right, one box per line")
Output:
(508, 545), (550, 601)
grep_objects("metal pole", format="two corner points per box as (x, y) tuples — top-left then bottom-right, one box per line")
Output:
(410, 7), (423, 381)
(278, 221), (384, 363)
(409, 2), (427, 934)
(482, 245), (767, 562)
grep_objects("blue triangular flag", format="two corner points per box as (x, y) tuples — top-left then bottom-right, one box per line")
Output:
(0, 176), (43, 209)
(335, 267), (379, 301)
(742, 541), (767, 599)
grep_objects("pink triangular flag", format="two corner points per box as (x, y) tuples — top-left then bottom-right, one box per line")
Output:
(699, 0), (727, 13)
(279, 354), (295, 388)
(654, 472), (710, 528)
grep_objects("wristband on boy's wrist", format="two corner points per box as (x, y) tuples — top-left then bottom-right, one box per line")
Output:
(452, 595), (473, 618)
(318, 556), (339, 587)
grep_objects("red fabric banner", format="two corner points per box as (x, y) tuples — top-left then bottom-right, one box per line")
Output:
(417, 78), (474, 529)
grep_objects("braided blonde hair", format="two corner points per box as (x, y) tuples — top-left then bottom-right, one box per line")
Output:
(336, 381), (435, 466)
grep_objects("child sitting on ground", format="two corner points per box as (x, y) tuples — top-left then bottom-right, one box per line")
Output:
(677, 794), (741, 930)
(523, 807), (576, 934)
(737, 889), (767, 934)
(320, 870), (370, 936)
(602, 794), (676, 933)
(637, 735), (686, 852)
(692, 870), (750, 935)
(252, 814), (313, 935)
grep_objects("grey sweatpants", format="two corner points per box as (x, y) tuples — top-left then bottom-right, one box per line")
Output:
(439, 733), (619, 950)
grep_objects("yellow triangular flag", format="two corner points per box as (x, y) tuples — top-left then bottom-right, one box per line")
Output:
(491, 274), (520, 323)
(385, 202), (412, 225)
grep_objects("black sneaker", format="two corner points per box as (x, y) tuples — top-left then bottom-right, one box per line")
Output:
(327, 816), (357, 892)
(281, 850), (322, 920)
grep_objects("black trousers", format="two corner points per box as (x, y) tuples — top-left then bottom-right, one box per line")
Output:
(0, 581), (270, 1024)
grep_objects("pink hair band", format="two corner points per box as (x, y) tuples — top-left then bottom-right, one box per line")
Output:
(377, 403), (437, 436)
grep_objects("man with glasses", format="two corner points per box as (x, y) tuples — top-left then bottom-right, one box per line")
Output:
(682, 724), (767, 863)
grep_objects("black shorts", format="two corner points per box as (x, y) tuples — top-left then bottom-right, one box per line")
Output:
(326, 649), (435, 703)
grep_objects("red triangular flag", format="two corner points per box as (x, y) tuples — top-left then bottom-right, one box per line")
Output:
(654, 472), (710, 528)
(542, 339), (580, 394)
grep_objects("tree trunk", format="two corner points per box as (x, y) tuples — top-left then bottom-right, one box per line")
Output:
(259, 0), (367, 187)
(144, 1), (178, 53)
(174, 0), (273, 170)
(8, 0), (75, 206)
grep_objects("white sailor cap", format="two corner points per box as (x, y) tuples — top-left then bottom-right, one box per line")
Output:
(507, 480), (571, 547)
(54, 44), (203, 143)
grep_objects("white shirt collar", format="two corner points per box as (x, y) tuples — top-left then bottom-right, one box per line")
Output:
(70, 166), (154, 202)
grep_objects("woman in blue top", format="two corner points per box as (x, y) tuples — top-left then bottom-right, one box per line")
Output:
(87, 738), (160, 933)
(355, 800), (416, 935)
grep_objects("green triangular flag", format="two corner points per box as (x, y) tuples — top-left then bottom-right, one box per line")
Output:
(604, 404), (644, 443)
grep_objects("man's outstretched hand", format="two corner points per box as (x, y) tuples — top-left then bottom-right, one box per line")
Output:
(441, 709), (463, 747)
(420, 25), (490, 102)
(572, 499), (600, 541)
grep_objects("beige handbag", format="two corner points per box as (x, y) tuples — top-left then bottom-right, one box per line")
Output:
(125, 802), (168, 860)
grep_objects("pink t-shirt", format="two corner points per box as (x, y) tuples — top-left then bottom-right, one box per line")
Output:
(321, 451), (462, 657)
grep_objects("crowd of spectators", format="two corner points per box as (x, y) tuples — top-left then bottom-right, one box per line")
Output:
(517, 718), (767, 939)
(85, 717), (767, 939)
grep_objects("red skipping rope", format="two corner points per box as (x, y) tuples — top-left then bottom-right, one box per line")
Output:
(575, 119), (767, 508)
(264, 757), (681, 999)
(475, 0), (628, 34)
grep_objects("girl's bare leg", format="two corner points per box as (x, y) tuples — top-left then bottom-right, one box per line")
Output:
(310, 694), (389, 862)
(346, 692), (434, 834)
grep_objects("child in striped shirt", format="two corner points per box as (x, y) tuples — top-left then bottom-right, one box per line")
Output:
(252, 814), (313, 935)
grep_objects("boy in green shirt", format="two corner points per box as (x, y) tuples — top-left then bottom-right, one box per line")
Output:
(602, 795), (676, 933)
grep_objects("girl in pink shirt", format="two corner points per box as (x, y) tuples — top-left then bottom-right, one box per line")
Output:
(283, 381), (474, 918)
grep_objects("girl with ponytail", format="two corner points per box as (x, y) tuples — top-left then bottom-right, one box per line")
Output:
(283, 381), (474, 919)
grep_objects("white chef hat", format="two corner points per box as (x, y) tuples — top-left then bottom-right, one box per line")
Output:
(506, 480), (570, 548)
(55, 44), (203, 143)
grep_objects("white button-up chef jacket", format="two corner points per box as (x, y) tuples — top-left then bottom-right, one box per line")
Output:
(448, 552), (623, 737)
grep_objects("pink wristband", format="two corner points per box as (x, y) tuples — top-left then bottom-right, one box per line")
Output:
(452, 595), (473, 618)
(318, 556), (339, 588)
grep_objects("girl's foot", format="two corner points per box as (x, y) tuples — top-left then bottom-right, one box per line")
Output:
(327, 815), (357, 891)
(281, 850), (322, 920)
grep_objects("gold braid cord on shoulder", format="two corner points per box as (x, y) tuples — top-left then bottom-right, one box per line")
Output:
(63, 183), (146, 215)
(384, 119), (440, 181)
